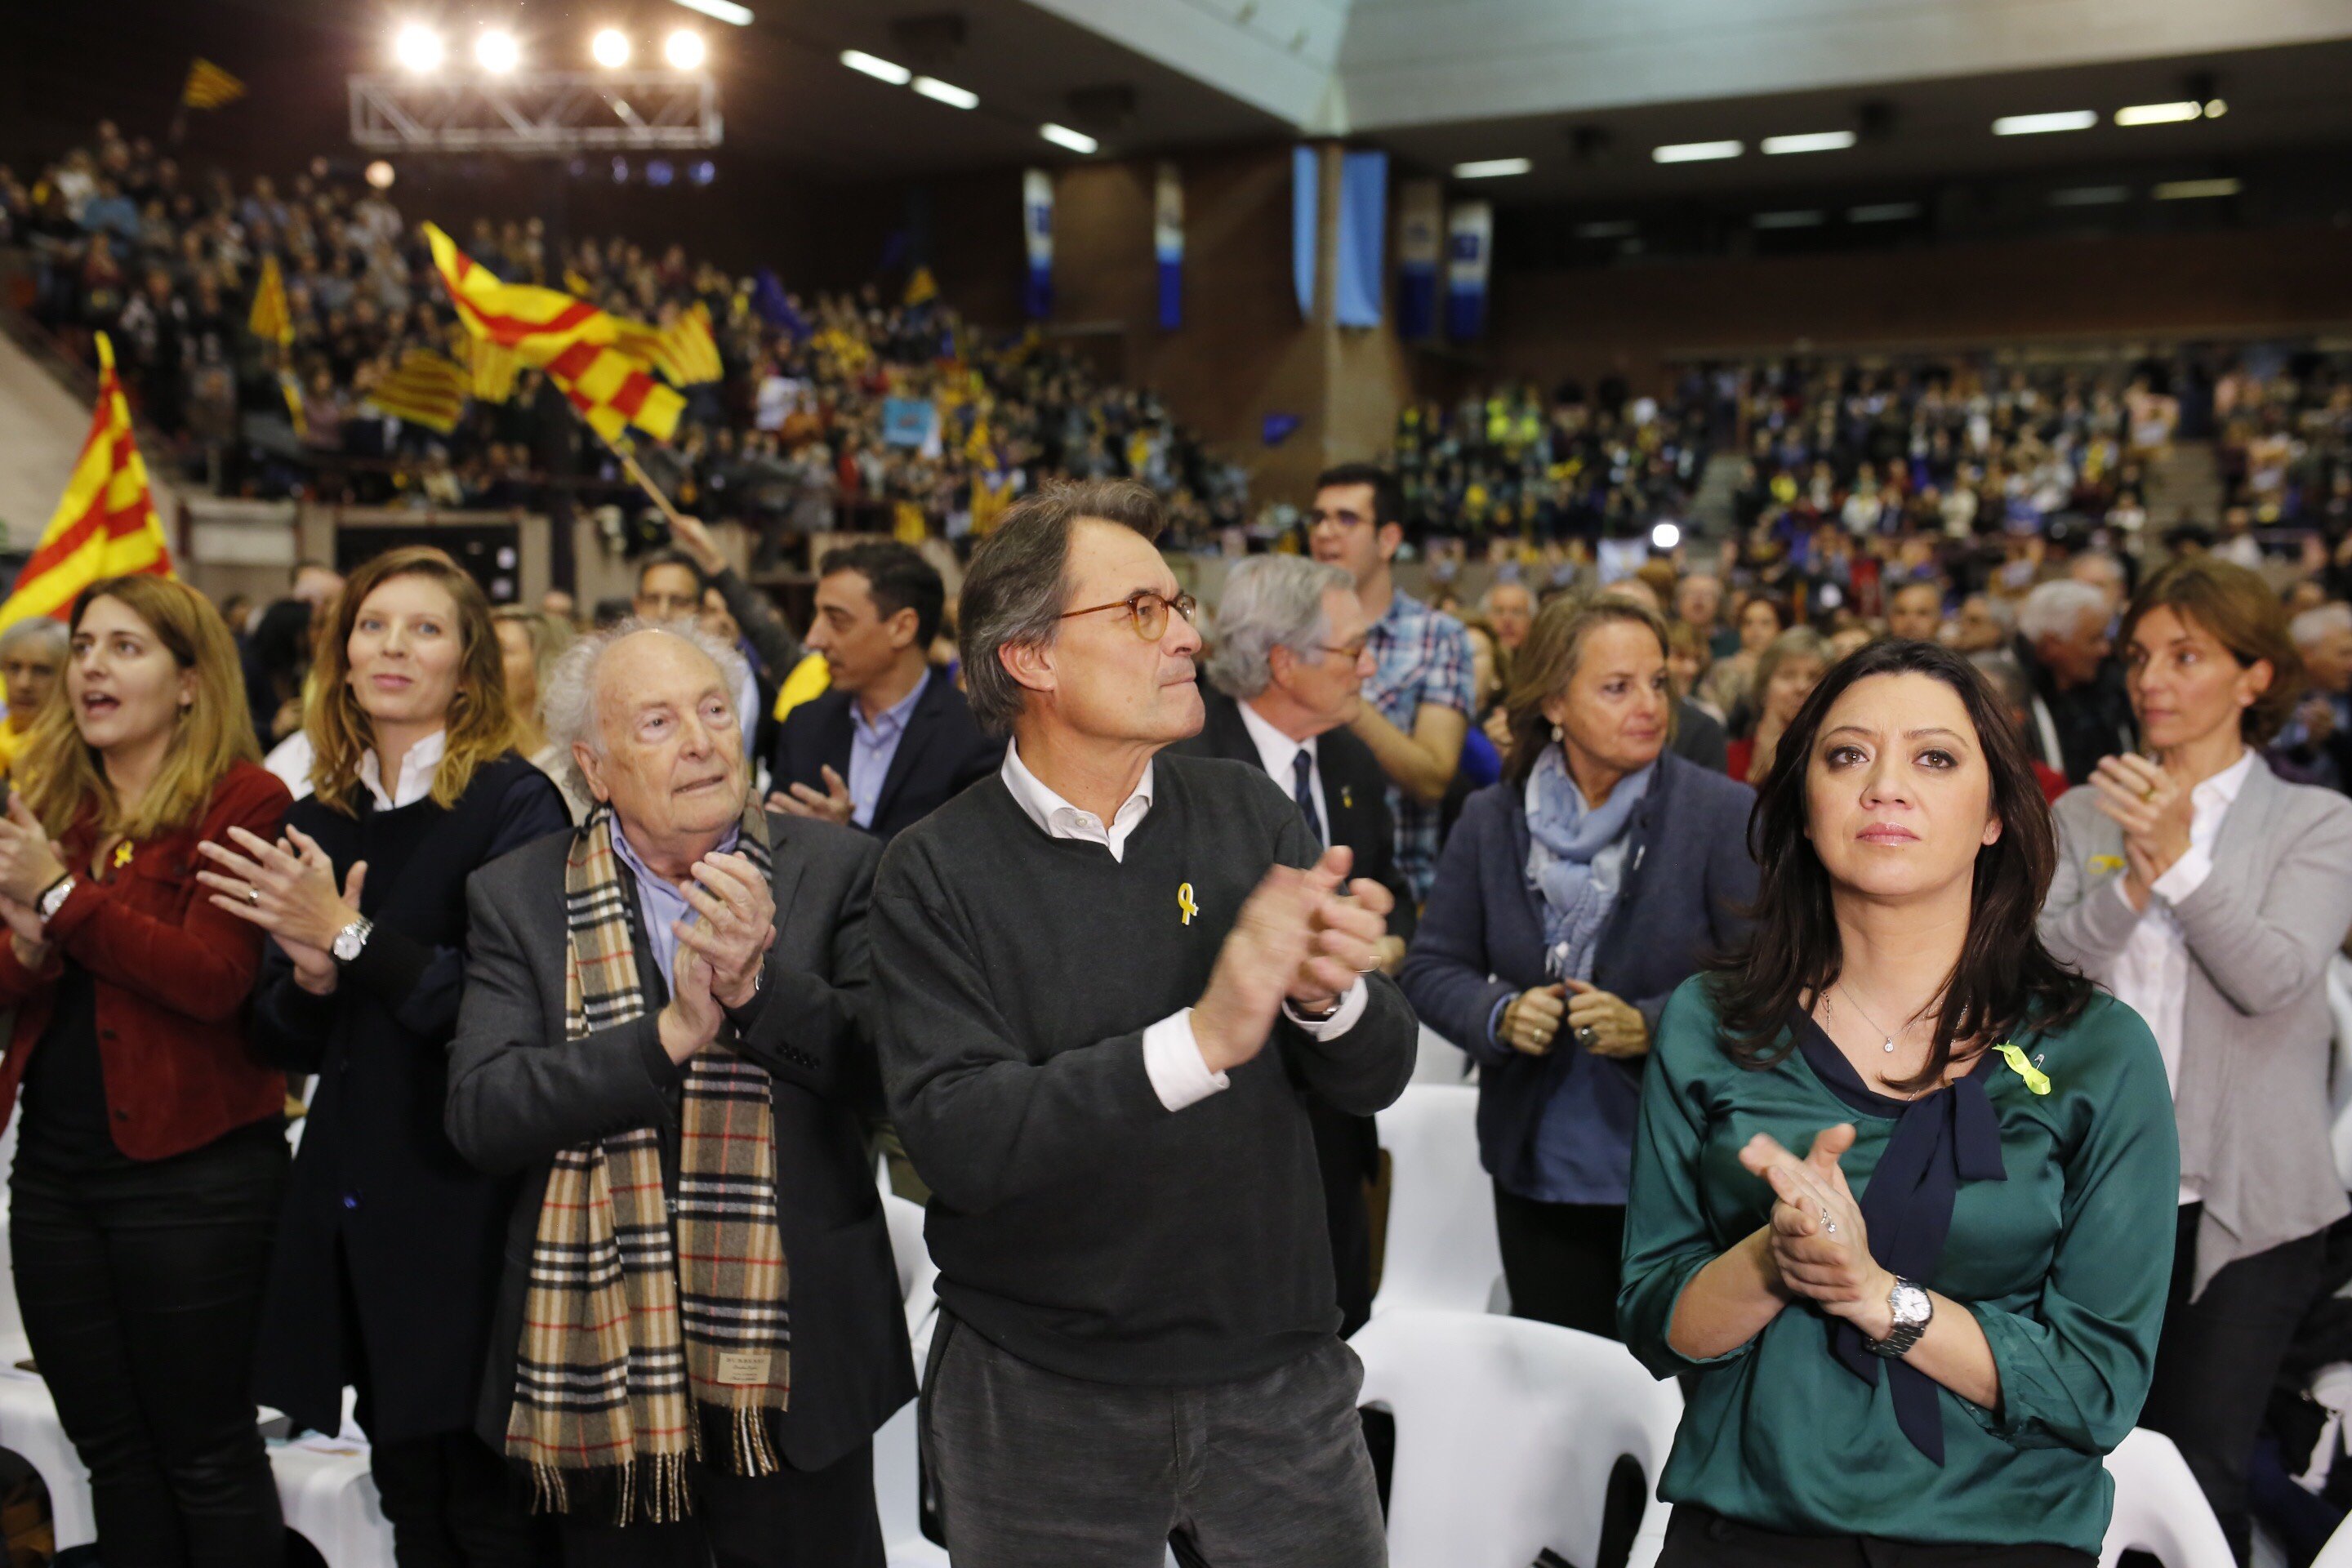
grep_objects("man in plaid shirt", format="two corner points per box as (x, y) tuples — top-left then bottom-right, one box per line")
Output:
(1308, 464), (1474, 906)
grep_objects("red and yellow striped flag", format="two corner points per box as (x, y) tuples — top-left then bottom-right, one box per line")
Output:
(422, 222), (684, 444)
(364, 348), (470, 433)
(248, 253), (292, 347)
(0, 335), (172, 635)
(182, 58), (246, 110)
(617, 302), (721, 386)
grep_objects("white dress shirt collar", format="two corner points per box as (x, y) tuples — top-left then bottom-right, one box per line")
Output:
(358, 728), (448, 811)
(1234, 697), (1317, 777)
(1000, 742), (1156, 862)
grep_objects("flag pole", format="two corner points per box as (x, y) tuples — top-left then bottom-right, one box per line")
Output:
(564, 399), (687, 528)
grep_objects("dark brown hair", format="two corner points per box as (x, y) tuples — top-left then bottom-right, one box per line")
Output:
(2120, 557), (2304, 746)
(1704, 638), (2091, 1088)
(1502, 592), (1674, 786)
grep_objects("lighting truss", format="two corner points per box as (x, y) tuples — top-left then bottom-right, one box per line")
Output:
(349, 71), (722, 153)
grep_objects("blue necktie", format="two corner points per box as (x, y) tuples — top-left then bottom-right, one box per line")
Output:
(1292, 749), (1325, 848)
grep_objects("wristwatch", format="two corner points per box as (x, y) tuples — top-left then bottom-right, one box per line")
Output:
(1864, 1276), (1933, 1359)
(331, 916), (375, 964)
(36, 875), (76, 925)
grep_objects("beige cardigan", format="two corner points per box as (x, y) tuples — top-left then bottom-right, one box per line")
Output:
(2042, 760), (2352, 1297)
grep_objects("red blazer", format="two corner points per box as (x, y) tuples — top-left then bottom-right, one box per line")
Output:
(0, 760), (292, 1160)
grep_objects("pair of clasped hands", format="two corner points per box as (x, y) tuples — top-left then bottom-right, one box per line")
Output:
(1190, 845), (1394, 1077)
(1740, 1123), (1901, 1336)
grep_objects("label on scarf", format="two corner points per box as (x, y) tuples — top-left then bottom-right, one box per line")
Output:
(718, 1351), (773, 1386)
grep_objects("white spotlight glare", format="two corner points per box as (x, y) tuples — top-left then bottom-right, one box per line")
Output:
(393, 23), (445, 73)
(2115, 101), (2202, 127)
(1650, 521), (1682, 551)
(1761, 130), (1856, 155)
(663, 29), (706, 69)
(2203, 98), (2228, 118)
(840, 49), (911, 85)
(475, 29), (521, 74)
(1452, 158), (1532, 179)
(1993, 109), (2096, 136)
(1651, 140), (1743, 164)
(912, 76), (978, 109)
(670, 0), (752, 24)
(1040, 123), (1099, 155)
(365, 160), (396, 190)
(2154, 177), (2242, 201)
(591, 28), (632, 68)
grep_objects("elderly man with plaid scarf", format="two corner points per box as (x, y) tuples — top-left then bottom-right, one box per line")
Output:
(449, 617), (911, 1568)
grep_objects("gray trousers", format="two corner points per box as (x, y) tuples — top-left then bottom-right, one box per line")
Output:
(920, 1314), (1386, 1568)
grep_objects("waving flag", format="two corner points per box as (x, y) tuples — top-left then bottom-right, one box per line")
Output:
(364, 348), (469, 434)
(181, 58), (246, 111)
(248, 254), (292, 347)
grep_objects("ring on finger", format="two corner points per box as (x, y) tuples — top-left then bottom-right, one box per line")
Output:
(1575, 1023), (1598, 1049)
(247, 884), (261, 906)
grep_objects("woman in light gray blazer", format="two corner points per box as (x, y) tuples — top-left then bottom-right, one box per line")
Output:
(2042, 557), (2352, 1563)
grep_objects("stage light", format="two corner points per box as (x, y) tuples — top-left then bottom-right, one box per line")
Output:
(1040, 123), (1099, 154)
(689, 160), (716, 185)
(1993, 110), (2096, 136)
(663, 29), (706, 69)
(1651, 140), (1742, 164)
(476, 30), (521, 74)
(1452, 158), (1532, 179)
(2203, 99), (2228, 118)
(1762, 130), (1856, 154)
(364, 160), (396, 190)
(591, 29), (632, 68)
(648, 159), (675, 187)
(1650, 522), (1682, 551)
(2154, 177), (2241, 200)
(394, 23), (445, 73)
(911, 77), (978, 110)
(2115, 101), (2201, 127)
(670, 0), (751, 24)
(840, 49), (911, 85)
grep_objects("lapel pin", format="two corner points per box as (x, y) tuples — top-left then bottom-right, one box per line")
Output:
(2088, 854), (2126, 875)
(1994, 1042), (2051, 1096)
(113, 841), (135, 870)
(1178, 883), (1197, 926)
(1341, 786), (1353, 809)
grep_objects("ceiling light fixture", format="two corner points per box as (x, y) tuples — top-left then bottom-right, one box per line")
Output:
(2154, 177), (2241, 200)
(1575, 220), (1637, 239)
(911, 76), (978, 109)
(393, 23), (445, 73)
(1762, 130), (1857, 155)
(475, 29), (522, 74)
(1651, 140), (1743, 164)
(2115, 101), (2203, 126)
(2203, 99), (2228, 118)
(1753, 209), (1824, 229)
(840, 49), (911, 85)
(590, 28), (632, 67)
(669, 0), (752, 25)
(662, 28), (706, 69)
(2048, 185), (2131, 206)
(1040, 123), (1098, 154)
(1453, 158), (1532, 179)
(1993, 110), (2097, 136)
(1846, 202), (1921, 223)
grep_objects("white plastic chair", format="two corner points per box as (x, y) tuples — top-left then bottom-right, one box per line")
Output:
(2312, 1508), (2352, 1568)
(0, 1365), (96, 1550)
(1411, 1022), (1475, 1085)
(273, 1442), (395, 1568)
(877, 1192), (945, 1566)
(2325, 954), (2352, 1189)
(1371, 1085), (1504, 1316)
(1352, 1307), (1682, 1568)
(2100, 1427), (2235, 1568)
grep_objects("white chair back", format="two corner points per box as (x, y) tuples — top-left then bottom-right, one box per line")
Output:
(2326, 954), (2352, 1189)
(1373, 1085), (1504, 1316)
(2314, 1507), (2352, 1568)
(1412, 1022), (1476, 1085)
(2100, 1427), (2235, 1568)
(1352, 1307), (1682, 1568)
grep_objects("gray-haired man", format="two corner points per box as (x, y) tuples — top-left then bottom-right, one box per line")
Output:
(872, 481), (1415, 1566)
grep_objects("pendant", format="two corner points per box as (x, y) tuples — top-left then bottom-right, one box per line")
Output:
(1882, 1038), (1895, 1053)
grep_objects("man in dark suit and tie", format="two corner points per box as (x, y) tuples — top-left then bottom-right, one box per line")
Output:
(767, 541), (1002, 843)
(1172, 553), (1417, 1334)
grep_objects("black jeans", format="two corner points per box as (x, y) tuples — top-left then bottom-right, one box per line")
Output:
(10, 1127), (289, 1568)
(1661, 1506), (2096, 1567)
(555, 1443), (882, 1568)
(2140, 1203), (2329, 1566)
(1492, 1185), (1625, 1339)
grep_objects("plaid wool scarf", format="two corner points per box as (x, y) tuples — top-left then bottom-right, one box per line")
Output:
(506, 801), (790, 1522)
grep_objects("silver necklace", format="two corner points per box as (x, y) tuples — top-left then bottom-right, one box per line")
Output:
(1833, 980), (1927, 1056)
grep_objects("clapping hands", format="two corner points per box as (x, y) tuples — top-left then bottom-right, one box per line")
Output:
(1192, 846), (1392, 1076)
(1740, 1125), (1898, 1339)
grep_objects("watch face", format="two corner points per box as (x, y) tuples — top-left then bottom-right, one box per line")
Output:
(1892, 1282), (1932, 1326)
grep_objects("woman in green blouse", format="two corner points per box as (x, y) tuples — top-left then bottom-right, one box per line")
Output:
(1620, 637), (2179, 1566)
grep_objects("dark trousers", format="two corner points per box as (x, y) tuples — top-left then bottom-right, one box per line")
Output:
(368, 1431), (550, 1568)
(2140, 1203), (2328, 1566)
(554, 1444), (882, 1568)
(1661, 1506), (2096, 1567)
(1305, 1097), (1375, 1337)
(922, 1313), (1383, 1568)
(1493, 1185), (1625, 1339)
(9, 1129), (289, 1568)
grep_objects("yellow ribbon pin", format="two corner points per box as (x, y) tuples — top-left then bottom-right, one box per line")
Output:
(1340, 786), (1353, 810)
(1995, 1042), (2051, 1096)
(112, 841), (134, 870)
(1178, 883), (1198, 926)
(2088, 854), (2126, 875)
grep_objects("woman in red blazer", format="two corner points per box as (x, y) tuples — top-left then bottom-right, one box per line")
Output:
(0, 575), (292, 1568)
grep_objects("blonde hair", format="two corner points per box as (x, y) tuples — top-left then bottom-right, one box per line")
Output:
(19, 577), (261, 843)
(1503, 591), (1675, 784)
(308, 547), (519, 813)
(491, 605), (577, 740)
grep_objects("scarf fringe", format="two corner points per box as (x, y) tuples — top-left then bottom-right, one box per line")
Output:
(523, 1451), (696, 1526)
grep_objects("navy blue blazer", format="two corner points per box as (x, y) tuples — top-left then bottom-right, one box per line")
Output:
(770, 669), (1003, 845)
(1399, 750), (1757, 1203)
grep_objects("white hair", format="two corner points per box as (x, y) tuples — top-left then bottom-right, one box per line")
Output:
(540, 617), (751, 803)
(1204, 555), (1355, 699)
(2291, 602), (2352, 648)
(2018, 579), (2107, 644)
(0, 617), (69, 660)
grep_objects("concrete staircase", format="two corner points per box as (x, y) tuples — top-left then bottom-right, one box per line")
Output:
(1689, 450), (1748, 537)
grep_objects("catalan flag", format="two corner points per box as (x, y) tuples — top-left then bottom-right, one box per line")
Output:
(464, 336), (521, 405)
(248, 254), (292, 347)
(617, 303), (721, 386)
(364, 348), (470, 434)
(0, 335), (172, 635)
(181, 58), (246, 111)
(904, 266), (938, 307)
(421, 221), (683, 445)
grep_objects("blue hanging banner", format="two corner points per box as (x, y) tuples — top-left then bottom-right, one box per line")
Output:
(1022, 168), (1054, 320)
(1445, 200), (1493, 341)
(1292, 145), (1319, 321)
(1154, 162), (1184, 331)
(1334, 150), (1387, 328)
(1395, 178), (1441, 340)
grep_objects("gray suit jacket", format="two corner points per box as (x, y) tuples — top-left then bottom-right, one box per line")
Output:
(446, 811), (914, 1470)
(2042, 760), (2352, 1294)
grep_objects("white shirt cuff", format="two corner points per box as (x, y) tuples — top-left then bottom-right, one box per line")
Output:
(2152, 844), (2213, 906)
(1283, 977), (1370, 1040)
(1143, 1009), (1230, 1112)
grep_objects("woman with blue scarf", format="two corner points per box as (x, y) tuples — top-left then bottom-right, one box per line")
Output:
(1402, 592), (1759, 1336)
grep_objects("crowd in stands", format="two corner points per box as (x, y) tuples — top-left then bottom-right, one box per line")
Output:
(1, 118), (1249, 554)
(2216, 350), (2352, 530)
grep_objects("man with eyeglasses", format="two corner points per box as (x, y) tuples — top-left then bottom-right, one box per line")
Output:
(870, 479), (1415, 1567)
(1308, 461), (1475, 907)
